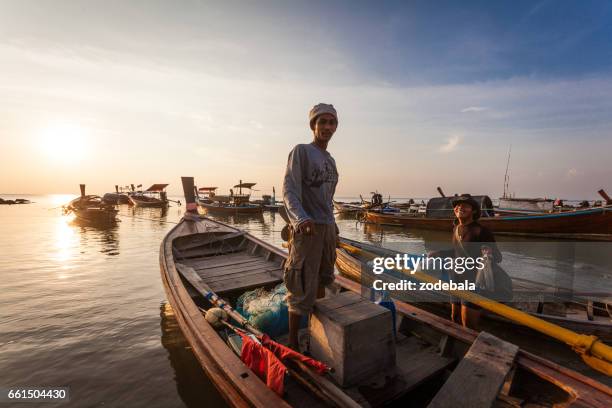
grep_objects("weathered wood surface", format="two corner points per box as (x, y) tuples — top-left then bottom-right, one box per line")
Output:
(396, 337), (456, 392)
(427, 332), (519, 408)
(310, 291), (396, 387)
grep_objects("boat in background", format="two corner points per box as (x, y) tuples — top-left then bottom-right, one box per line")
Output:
(103, 185), (130, 205)
(196, 186), (224, 204)
(129, 184), (170, 208)
(196, 180), (263, 215)
(255, 187), (282, 211)
(63, 184), (118, 224)
(0, 198), (31, 205)
(159, 177), (612, 408)
(366, 194), (612, 240)
(334, 192), (403, 214)
(333, 200), (364, 213)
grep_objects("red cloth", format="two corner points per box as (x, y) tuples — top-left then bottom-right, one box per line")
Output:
(239, 333), (287, 396)
(238, 333), (330, 396)
(260, 334), (330, 374)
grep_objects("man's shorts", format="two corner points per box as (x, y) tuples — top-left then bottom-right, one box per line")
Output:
(283, 223), (337, 316)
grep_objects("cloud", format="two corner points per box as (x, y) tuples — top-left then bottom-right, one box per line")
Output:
(461, 106), (488, 113)
(439, 134), (462, 153)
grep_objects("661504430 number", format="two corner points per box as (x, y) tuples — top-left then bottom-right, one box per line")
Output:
(1, 387), (70, 402)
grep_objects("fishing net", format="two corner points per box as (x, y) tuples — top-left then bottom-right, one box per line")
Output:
(236, 283), (289, 337)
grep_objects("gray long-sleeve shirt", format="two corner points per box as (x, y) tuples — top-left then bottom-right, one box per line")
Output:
(283, 143), (338, 227)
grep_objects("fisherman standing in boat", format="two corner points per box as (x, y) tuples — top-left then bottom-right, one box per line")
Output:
(432, 195), (504, 329)
(283, 103), (339, 350)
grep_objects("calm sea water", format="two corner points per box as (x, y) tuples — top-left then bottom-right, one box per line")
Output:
(1, 195), (610, 407)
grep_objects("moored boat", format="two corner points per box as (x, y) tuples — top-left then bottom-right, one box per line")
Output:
(365, 195), (612, 239)
(129, 184), (170, 207)
(103, 185), (130, 204)
(196, 181), (263, 215)
(159, 177), (612, 407)
(63, 184), (118, 224)
(255, 187), (282, 211)
(333, 200), (365, 213)
(198, 200), (264, 214)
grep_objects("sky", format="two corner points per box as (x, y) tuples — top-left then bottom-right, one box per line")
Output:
(1, 0), (611, 199)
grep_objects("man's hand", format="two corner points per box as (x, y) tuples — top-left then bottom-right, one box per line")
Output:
(297, 219), (314, 235)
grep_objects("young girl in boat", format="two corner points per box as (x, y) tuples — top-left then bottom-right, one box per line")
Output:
(431, 195), (503, 329)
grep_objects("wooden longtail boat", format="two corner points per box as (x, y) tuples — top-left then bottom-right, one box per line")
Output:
(62, 184), (118, 224)
(335, 237), (612, 343)
(196, 182), (264, 215)
(198, 201), (264, 215)
(365, 206), (612, 239)
(256, 188), (283, 211)
(129, 183), (170, 208)
(159, 178), (612, 407)
(333, 200), (365, 213)
(103, 185), (130, 205)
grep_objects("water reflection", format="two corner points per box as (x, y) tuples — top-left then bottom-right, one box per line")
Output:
(54, 216), (78, 264)
(159, 302), (227, 408)
(128, 205), (169, 222)
(69, 216), (120, 256)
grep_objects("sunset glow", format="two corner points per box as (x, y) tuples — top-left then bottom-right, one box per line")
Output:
(38, 123), (89, 163)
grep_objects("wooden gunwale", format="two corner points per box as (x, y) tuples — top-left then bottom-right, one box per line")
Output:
(161, 216), (612, 407)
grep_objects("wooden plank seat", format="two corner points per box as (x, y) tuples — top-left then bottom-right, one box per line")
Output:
(177, 260), (283, 295)
(427, 332), (519, 408)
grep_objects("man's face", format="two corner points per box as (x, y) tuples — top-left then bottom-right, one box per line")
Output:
(453, 203), (474, 220)
(313, 113), (337, 143)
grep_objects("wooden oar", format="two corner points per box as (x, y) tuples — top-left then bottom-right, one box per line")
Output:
(339, 240), (612, 376)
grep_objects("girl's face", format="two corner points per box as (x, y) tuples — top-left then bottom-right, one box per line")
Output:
(454, 202), (474, 220)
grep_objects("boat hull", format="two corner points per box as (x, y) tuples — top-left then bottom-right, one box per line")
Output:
(333, 201), (363, 213)
(198, 202), (263, 214)
(366, 207), (612, 237)
(73, 208), (118, 224)
(160, 215), (612, 407)
(129, 196), (168, 208)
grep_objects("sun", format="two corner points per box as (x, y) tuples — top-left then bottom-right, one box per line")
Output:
(38, 123), (89, 162)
